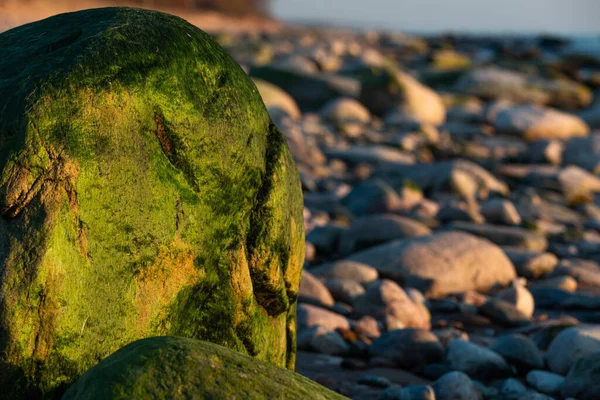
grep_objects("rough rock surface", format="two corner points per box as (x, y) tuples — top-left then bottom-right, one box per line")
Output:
(0, 8), (304, 395)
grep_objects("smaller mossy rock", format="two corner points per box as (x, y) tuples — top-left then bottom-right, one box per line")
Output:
(62, 336), (346, 400)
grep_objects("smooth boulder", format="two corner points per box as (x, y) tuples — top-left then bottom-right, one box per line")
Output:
(347, 232), (516, 298)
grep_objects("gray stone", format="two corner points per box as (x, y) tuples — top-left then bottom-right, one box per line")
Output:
(563, 133), (600, 172)
(532, 275), (578, 292)
(502, 248), (558, 279)
(527, 140), (563, 165)
(250, 64), (360, 111)
(448, 221), (548, 251)
(324, 278), (365, 304)
(310, 260), (379, 285)
(499, 378), (528, 399)
(297, 326), (350, 355)
(517, 393), (556, 400)
(524, 317), (579, 351)
(272, 54), (319, 74)
(526, 370), (564, 395)
(306, 224), (346, 255)
(433, 371), (479, 400)
(489, 335), (544, 371)
(546, 325), (600, 375)
(454, 67), (591, 109)
(481, 199), (522, 225)
(369, 329), (444, 370)
(325, 145), (415, 167)
(400, 385), (436, 400)
(529, 287), (600, 309)
(339, 214), (431, 255)
(552, 259), (600, 287)
(310, 329), (351, 356)
(340, 179), (405, 216)
(380, 159), (508, 199)
(446, 340), (513, 380)
(562, 352), (600, 398)
(377, 386), (403, 400)
(357, 375), (392, 388)
(479, 298), (531, 327)
(347, 231), (516, 298)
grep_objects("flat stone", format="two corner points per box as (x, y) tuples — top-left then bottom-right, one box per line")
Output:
(481, 198), (522, 225)
(310, 260), (379, 285)
(446, 340), (513, 380)
(324, 278), (366, 304)
(347, 231), (516, 298)
(499, 378), (528, 398)
(489, 334), (544, 372)
(399, 385), (436, 400)
(369, 329), (444, 370)
(297, 303), (351, 332)
(502, 248), (558, 279)
(448, 221), (548, 251)
(433, 371), (479, 400)
(493, 104), (589, 142)
(339, 214), (431, 256)
(480, 298), (531, 327)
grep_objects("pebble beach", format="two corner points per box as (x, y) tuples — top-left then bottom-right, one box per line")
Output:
(221, 24), (600, 400)
(1, 3), (600, 399)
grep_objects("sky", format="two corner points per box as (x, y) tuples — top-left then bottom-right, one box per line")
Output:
(271, 0), (600, 35)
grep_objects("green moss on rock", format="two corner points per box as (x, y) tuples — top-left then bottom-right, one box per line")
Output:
(0, 7), (304, 397)
(62, 336), (346, 400)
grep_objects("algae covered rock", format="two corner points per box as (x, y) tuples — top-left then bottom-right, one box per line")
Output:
(62, 336), (346, 400)
(0, 7), (304, 396)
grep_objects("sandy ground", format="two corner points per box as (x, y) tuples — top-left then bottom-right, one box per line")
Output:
(0, 0), (281, 34)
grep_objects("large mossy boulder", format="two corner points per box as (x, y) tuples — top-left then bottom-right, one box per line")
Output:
(62, 336), (346, 400)
(0, 7), (304, 397)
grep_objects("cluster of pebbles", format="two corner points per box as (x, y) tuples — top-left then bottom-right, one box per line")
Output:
(218, 26), (600, 400)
